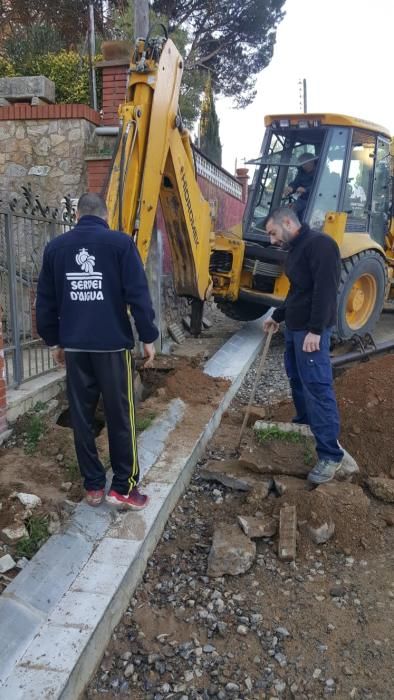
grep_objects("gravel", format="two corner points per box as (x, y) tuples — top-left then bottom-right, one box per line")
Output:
(236, 332), (290, 406)
(86, 336), (394, 700)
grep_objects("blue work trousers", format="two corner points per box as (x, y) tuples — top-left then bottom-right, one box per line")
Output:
(284, 328), (343, 463)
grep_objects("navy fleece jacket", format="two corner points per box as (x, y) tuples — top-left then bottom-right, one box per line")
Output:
(36, 215), (159, 350)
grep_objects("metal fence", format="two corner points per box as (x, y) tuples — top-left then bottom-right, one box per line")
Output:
(0, 186), (76, 387)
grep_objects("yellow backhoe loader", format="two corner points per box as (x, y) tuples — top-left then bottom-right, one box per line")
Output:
(106, 31), (394, 341)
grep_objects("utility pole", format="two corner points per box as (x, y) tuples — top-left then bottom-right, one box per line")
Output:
(134, 0), (149, 39)
(89, 3), (98, 111)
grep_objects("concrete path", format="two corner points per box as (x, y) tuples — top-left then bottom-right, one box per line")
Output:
(0, 320), (264, 700)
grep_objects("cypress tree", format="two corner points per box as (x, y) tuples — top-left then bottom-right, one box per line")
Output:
(200, 75), (222, 166)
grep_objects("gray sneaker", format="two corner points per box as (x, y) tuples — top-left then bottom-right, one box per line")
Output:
(307, 459), (342, 484)
(337, 442), (359, 477)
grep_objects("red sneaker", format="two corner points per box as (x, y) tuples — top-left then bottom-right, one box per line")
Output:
(85, 488), (105, 507)
(106, 488), (149, 511)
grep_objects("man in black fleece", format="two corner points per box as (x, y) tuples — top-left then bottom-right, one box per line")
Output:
(263, 207), (353, 484)
(284, 153), (317, 219)
(36, 193), (159, 510)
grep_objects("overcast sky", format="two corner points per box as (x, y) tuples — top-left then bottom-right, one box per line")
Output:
(216, 0), (394, 173)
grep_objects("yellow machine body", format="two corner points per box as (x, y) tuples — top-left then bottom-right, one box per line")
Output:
(106, 36), (394, 339)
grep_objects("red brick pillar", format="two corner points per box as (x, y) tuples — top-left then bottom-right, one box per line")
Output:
(236, 167), (249, 203)
(96, 59), (130, 126)
(0, 320), (8, 434)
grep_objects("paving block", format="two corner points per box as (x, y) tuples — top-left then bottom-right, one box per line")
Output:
(137, 398), (185, 478)
(47, 589), (109, 628)
(70, 538), (137, 596)
(0, 597), (44, 681)
(205, 320), (263, 380)
(5, 532), (92, 614)
(106, 482), (170, 540)
(278, 505), (297, 561)
(66, 502), (112, 542)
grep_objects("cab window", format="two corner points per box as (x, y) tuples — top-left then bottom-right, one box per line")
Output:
(370, 138), (391, 246)
(343, 130), (375, 232)
(309, 128), (347, 230)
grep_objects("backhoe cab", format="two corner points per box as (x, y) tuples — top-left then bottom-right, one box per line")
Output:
(213, 114), (393, 340)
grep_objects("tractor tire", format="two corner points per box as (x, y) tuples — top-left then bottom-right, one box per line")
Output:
(336, 250), (387, 340)
(216, 299), (269, 322)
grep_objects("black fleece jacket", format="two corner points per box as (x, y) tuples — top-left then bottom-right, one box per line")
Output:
(36, 215), (159, 350)
(272, 224), (340, 334)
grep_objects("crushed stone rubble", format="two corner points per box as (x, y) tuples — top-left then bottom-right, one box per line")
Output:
(87, 464), (394, 700)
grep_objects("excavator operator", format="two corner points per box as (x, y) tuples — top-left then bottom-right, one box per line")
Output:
(284, 152), (318, 219)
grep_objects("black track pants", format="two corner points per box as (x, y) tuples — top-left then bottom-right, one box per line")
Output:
(65, 351), (139, 494)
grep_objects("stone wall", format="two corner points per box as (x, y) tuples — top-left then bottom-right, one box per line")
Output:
(0, 111), (99, 205)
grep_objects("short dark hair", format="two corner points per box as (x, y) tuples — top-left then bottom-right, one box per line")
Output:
(77, 192), (108, 219)
(264, 207), (300, 229)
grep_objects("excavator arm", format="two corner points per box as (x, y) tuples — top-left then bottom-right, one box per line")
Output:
(106, 35), (214, 301)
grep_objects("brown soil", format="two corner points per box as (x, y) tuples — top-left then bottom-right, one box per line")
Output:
(164, 366), (229, 405)
(270, 353), (394, 480)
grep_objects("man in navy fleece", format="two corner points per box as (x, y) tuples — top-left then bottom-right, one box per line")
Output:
(36, 192), (159, 510)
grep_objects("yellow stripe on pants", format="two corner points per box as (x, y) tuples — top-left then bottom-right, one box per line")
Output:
(125, 351), (139, 492)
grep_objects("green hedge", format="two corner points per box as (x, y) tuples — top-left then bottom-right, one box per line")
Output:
(0, 57), (16, 77)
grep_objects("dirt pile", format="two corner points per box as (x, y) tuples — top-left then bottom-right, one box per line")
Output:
(271, 354), (394, 480)
(163, 366), (229, 405)
(335, 355), (394, 478)
(273, 481), (372, 553)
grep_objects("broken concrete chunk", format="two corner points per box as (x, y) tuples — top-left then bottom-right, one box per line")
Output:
(308, 519), (335, 545)
(207, 523), (256, 577)
(0, 554), (16, 573)
(200, 460), (271, 495)
(1, 524), (29, 544)
(254, 420), (313, 438)
(273, 476), (308, 496)
(278, 506), (297, 561)
(367, 477), (394, 503)
(47, 511), (61, 535)
(15, 557), (29, 569)
(168, 322), (185, 344)
(239, 451), (310, 479)
(15, 493), (42, 508)
(237, 515), (277, 539)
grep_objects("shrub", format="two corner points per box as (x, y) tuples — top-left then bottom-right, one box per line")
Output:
(0, 56), (16, 77)
(30, 51), (97, 104)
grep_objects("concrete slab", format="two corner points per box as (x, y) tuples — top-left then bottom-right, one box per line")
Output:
(7, 370), (66, 423)
(0, 76), (55, 103)
(0, 598), (45, 681)
(3, 532), (93, 614)
(205, 319), (263, 380)
(0, 321), (264, 699)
